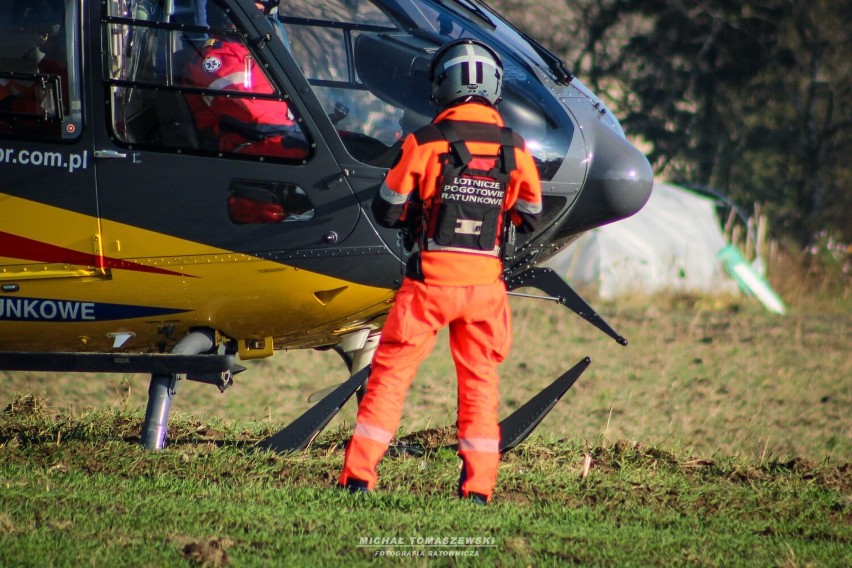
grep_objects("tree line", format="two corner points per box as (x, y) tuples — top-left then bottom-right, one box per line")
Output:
(492, 0), (851, 244)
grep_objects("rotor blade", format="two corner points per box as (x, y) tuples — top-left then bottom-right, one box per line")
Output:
(499, 357), (590, 453)
(257, 366), (369, 454)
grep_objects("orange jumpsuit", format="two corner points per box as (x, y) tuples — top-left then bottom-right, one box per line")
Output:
(183, 38), (307, 158)
(339, 101), (542, 501)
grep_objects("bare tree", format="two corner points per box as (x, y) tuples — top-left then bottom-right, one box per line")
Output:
(490, 0), (852, 242)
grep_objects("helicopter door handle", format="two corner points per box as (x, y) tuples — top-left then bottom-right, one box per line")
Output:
(94, 150), (128, 159)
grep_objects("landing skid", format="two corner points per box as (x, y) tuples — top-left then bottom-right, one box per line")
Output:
(2, 330), (587, 455)
(499, 357), (590, 452)
(0, 350), (243, 377)
(392, 358), (591, 455)
(257, 366), (370, 453)
(259, 356), (589, 455)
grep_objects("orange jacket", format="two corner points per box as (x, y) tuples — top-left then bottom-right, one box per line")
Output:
(183, 38), (305, 157)
(374, 102), (542, 286)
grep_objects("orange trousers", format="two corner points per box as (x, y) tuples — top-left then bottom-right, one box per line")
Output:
(339, 277), (511, 500)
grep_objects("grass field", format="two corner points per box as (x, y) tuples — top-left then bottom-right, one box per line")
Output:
(4, 290), (849, 462)
(1, 278), (850, 565)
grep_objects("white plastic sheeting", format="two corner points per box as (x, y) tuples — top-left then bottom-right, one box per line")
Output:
(544, 182), (739, 298)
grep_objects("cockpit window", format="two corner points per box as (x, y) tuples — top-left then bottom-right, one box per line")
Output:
(278, 0), (570, 180)
(0, 0), (82, 141)
(279, 1), (403, 165)
(228, 180), (316, 224)
(103, 0), (311, 161)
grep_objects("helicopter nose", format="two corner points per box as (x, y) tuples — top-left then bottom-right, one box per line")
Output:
(559, 118), (654, 236)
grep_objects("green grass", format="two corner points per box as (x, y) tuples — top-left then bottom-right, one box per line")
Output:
(1, 405), (850, 567)
(4, 294), (849, 462)
(1, 291), (850, 565)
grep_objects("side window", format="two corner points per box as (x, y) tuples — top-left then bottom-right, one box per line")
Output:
(0, 0), (82, 141)
(103, 0), (311, 161)
(279, 1), (410, 166)
(228, 180), (315, 224)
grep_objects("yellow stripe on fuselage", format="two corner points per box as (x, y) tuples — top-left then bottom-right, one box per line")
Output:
(0, 195), (395, 352)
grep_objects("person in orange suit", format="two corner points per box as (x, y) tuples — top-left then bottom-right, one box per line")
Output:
(339, 39), (543, 504)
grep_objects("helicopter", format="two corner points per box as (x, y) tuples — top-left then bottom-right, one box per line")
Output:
(0, 0), (652, 452)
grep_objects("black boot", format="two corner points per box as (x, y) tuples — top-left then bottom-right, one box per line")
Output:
(467, 492), (488, 506)
(340, 478), (370, 494)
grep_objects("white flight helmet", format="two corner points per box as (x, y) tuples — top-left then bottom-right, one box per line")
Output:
(428, 39), (503, 108)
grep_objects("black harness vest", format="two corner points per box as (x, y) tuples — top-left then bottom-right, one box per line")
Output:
(418, 121), (518, 257)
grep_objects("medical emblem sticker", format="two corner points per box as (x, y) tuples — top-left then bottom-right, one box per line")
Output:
(203, 56), (222, 73)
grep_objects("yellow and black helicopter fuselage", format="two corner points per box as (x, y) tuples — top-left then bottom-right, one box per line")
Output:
(1, 0), (651, 451)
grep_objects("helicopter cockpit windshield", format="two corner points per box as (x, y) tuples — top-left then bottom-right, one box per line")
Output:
(278, 0), (571, 180)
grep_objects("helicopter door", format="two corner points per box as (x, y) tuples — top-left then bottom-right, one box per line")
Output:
(91, 0), (358, 263)
(0, 0), (100, 286)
